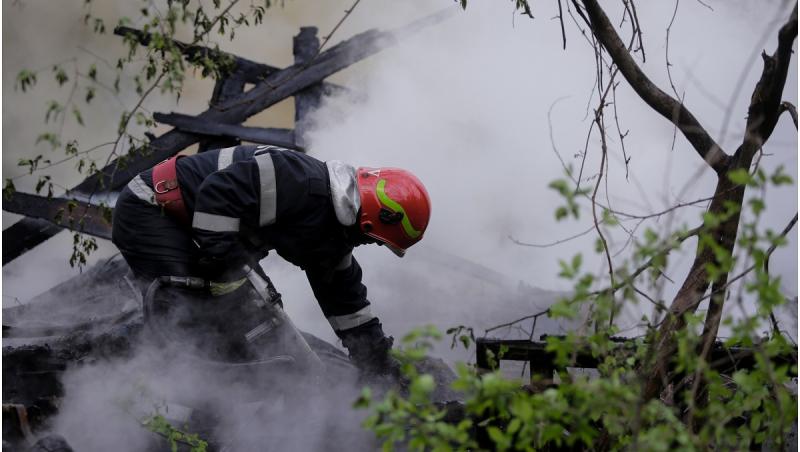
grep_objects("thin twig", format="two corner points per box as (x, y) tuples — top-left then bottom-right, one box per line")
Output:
(557, 0), (567, 49)
(687, 213), (798, 310)
(485, 309), (551, 335)
(318, 0), (363, 54)
(509, 224), (598, 248)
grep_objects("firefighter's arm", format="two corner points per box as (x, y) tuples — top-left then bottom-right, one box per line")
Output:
(191, 159), (262, 279)
(306, 252), (399, 376)
(305, 252), (375, 337)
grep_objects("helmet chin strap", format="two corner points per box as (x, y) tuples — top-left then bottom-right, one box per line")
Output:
(346, 223), (378, 247)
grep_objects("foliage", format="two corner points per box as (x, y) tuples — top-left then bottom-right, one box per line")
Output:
(143, 414), (208, 452)
(358, 3), (797, 448)
(358, 174), (798, 449)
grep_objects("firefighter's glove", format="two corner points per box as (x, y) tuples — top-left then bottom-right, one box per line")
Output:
(341, 322), (403, 382)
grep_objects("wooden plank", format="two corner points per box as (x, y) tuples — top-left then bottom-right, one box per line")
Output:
(2, 192), (112, 240)
(153, 112), (300, 151)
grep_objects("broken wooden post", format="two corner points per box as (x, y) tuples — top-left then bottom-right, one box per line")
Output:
(153, 112), (299, 151)
(199, 73), (245, 152)
(293, 27), (324, 149)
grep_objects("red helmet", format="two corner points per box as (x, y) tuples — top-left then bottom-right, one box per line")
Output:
(356, 167), (431, 257)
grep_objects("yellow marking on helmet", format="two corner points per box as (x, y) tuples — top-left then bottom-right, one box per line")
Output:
(376, 179), (422, 239)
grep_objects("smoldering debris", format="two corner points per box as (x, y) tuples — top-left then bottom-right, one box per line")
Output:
(2, 256), (468, 452)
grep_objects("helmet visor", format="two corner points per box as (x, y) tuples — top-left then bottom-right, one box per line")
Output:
(366, 232), (406, 258)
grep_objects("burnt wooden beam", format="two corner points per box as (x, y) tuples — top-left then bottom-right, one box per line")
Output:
(3, 192), (112, 241)
(3, 9), (453, 264)
(153, 112), (300, 151)
(293, 27), (325, 149)
(2, 129), (190, 264)
(2, 220), (63, 265)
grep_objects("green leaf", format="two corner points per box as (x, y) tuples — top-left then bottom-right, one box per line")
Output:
(727, 168), (753, 186)
(749, 198), (765, 215)
(549, 298), (577, 319)
(770, 166), (793, 186)
(4, 179), (16, 201)
(72, 107), (84, 126)
(548, 179), (569, 195)
(15, 70), (37, 92)
(353, 387), (372, 409)
(53, 65), (69, 86)
(487, 426), (510, 451)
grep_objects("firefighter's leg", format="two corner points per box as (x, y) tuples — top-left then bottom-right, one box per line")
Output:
(112, 186), (199, 282)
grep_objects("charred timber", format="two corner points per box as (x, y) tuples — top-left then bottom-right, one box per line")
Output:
(2, 219), (63, 265)
(153, 112), (300, 151)
(2, 192), (113, 240)
(293, 27), (325, 147)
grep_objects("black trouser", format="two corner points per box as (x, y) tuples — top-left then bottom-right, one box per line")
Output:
(112, 186), (198, 280)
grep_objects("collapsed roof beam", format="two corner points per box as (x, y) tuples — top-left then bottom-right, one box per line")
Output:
(3, 192), (112, 241)
(2, 220), (64, 265)
(153, 112), (300, 151)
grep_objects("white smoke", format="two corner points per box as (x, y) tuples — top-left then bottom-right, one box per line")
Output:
(50, 336), (374, 451)
(303, 0), (798, 337)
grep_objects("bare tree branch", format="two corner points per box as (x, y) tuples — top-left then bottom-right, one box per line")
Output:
(579, 0), (730, 174)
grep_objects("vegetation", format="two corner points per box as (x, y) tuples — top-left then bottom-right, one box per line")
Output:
(355, 1), (798, 450)
(143, 414), (209, 452)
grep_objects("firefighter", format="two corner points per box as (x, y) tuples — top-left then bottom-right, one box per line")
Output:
(111, 144), (431, 377)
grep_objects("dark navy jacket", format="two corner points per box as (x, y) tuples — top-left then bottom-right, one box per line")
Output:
(118, 144), (374, 335)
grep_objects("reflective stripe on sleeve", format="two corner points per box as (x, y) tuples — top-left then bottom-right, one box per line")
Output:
(334, 252), (353, 271)
(217, 146), (235, 170)
(127, 175), (156, 205)
(192, 211), (241, 232)
(327, 306), (375, 331)
(255, 153), (277, 226)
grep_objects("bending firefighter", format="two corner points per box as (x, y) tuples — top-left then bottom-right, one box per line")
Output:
(111, 144), (431, 377)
